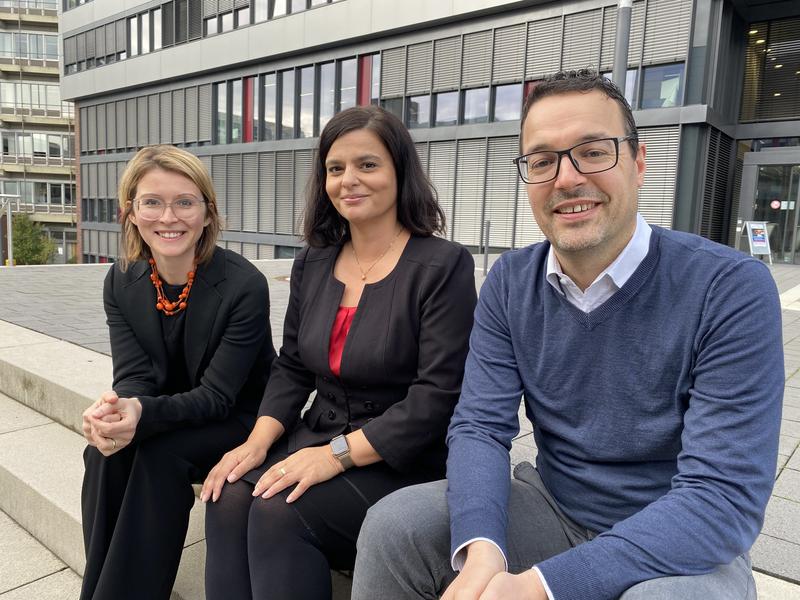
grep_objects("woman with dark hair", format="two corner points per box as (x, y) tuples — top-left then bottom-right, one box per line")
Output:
(202, 105), (476, 599)
(80, 145), (276, 600)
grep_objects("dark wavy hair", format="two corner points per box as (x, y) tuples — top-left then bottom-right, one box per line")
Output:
(303, 105), (446, 247)
(520, 69), (639, 156)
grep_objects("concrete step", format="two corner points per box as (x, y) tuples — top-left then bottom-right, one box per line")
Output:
(0, 320), (351, 600)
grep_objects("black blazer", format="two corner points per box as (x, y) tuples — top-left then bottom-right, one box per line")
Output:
(104, 247), (276, 434)
(258, 235), (476, 478)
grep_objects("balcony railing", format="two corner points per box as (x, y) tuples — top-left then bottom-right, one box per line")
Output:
(0, 104), (75, 119)
(0, 153), (75, 168)
(7, 198), (76, 216)
(0, 56), (60, 70)
(0, 0), (58, 12)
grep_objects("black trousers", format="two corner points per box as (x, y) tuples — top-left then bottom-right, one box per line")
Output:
(80, 417), (250, 600)
(204, 437), (429, 600)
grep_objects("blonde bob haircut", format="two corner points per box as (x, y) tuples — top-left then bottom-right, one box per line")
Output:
(117, 145), (222, 271)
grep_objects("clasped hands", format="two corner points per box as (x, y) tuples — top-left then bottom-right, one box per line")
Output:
(201, 438), (343, 504)
(81, 390), (142, 456)
(441, 541), (547, 600)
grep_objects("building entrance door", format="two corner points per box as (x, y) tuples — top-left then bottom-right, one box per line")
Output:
(753, 164), (800, 263)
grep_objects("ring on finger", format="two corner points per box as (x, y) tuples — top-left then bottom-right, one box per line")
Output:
(279, 466), (287, 477)
(109, 437), (117, 450)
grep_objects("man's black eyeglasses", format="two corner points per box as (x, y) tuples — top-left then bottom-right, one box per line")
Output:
(513, 135), (638, 184)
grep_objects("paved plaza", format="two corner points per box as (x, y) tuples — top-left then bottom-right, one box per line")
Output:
(0, 257), (799, 598)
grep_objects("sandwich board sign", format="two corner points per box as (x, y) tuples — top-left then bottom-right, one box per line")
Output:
(744, 221), (772, 264)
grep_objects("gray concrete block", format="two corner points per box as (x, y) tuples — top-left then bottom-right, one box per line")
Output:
(779, 435), (800, 458)
(751, 533), (800, 585)
(0, 568), (83, 600)
(787, 448), (800, 471)
(0, 511), (65, 594)
(754, 571), (800, 600)
(773, 468), (800, 502)
(784, 405), (800, 422)
(780, 419), (800, 439)
(760, 496), (800, 545)
(0, 392), (51, 435)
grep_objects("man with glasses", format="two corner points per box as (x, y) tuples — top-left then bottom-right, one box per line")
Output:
(352, 70), (782, 599)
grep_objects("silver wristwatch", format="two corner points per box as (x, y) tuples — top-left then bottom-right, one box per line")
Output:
(330, 434), (354, 470)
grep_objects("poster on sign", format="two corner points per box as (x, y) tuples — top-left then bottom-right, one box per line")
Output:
(744, 221), (772, 263)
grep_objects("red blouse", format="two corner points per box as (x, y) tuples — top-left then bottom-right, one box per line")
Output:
(328, 306), (357, 377)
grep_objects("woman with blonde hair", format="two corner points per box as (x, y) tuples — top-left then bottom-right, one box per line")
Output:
(80, 145), (276, 600)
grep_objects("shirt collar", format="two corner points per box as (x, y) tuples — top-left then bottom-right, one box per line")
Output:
(546, 213), (652, 294)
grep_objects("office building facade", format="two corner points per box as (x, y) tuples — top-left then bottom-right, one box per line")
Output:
(1, 0), (76, 263)
(60, 0), (800, 263)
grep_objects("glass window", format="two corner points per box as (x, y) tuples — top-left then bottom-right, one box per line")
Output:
(407, 95), (430, 129)
(463, 87), (489, 124)
(311, 0), (328, 5)
(153, 9), (162, 50)
(0, 33), (12, 58)
(2, 132), (14, 154)
(339, 58), (356, 112)
(48, 134), (61, 157)
(263, 73), (277, 140)
(216, 83), (227, 143)
(128, 16), (138, 56)
(371, 53), (380, 104)
(299, 66), (314, 138)
(381, 97), (403, 120)
(434, 91), (458, 126)
(602, 70), (638, 109)
(640, 63), (684, 109)
(280, 69), (295, 138)
(254, 0), (269, 22)
(271, 0), (286, 18)
(140, 13), (151, 54)
(33, 134), (47, 157)
(46, 85), (60, 109)
(205, 17), (218, 36)
(231, 79), (243, 143)
(34, 182), (48, 204)
(235, 7), (250, 26)
(29, 35), (43, 60)
(50, 183), (63, 204)
(290, 0), (305, 12)
(318, 62), (335, 132)
(15, 33), (28, 58)
(220, 12), (234, 32)
(493, 83), (521, 122)
(66, 185), (75, 205)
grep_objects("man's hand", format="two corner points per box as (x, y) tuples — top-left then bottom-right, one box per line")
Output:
(480, 570), (548, 600)
(89, 396), (142, 456)
(441, 541), (506, 600)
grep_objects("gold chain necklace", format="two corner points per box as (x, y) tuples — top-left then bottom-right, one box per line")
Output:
(351, 227), (404, 282)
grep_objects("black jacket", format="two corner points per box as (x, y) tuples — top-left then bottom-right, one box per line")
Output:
(104, 246), (276, 434)
(259, 235), (476, 478)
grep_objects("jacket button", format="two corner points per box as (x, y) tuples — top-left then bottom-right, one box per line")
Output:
(328, 409), (336, 420)
(322, 376), (330, 383)
(328, 392), (336, 401)
(364, 400), (374, 412)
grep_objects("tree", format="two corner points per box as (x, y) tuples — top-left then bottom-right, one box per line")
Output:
(11, 214), (56, 265)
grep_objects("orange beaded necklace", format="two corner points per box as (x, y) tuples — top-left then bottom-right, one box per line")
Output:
(148, 258), (196, 316)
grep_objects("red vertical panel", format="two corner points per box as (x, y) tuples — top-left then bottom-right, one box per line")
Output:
(524, 80), (541, 101)
(357, 55), (371, 106)
(243, 77), (254, 142)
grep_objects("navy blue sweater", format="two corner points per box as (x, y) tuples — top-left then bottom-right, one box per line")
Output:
(446, 226), (783, 599)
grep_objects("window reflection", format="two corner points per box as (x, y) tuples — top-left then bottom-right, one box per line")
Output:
(299, 66), (314, 138)
(493, 83), (521, 122)
(319, 62), (335, 132)
(263, 73), (277, 141)
(231, 79), (242, 143)
(216, 83), (227, 143)
(339, 58), (357, 112)
(463, 87), (489, 124)
(407, 95), (430, 129)
(435, 91), (458, 126)
(280, 69), (295, 138)
(381, 97), (403, 120)
(640, 63), (684, 109)
(371, 54), (380, 105)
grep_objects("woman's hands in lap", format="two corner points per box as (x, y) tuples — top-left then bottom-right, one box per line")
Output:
(201, 438), (270, 503)
(83, 391), (142, 457)
(255, 445), (344, 503)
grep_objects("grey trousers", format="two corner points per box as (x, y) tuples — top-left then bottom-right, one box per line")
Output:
(352, 463), (756, 600)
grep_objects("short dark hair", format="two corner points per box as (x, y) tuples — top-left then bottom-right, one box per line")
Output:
(520, 69), (639, 155)
(303, 105), (446, 247)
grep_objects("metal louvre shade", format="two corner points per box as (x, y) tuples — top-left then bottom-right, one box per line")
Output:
(700, 127), (733, 244)
(227, 154), (242, 231)
(428, 141), (456, 240)
(203, 0), (217, 17)
(137, 97), (147, 147)
(115, 101), (126, 149)
(415, 142), (428, 172)
(433, 36), (461, 92)
(461, 30), (492, 88)
(294, 149), (312, 235)
(64, 36), (77, 64)
(242, 153), (258, 232)
(199, 84), (213, 141)
(126, 98), (137, 148)
(453, 138), (487, 247)
(160, 92), (172, 144)
(637, 125), (679, 228)
(212, 155), (227, 224)
(485, 136), (519, 249)
(106, 102), (117, 151)
(96, 104), (106, 150)
(173, 89), (185, 144)
(79, 107), (88, 152)
(492, 24), (525, 84)
(259, 152), (276, 233)
(185, 86), (198, 143)
(148, 95), (159, 145)
(561, 9), (602, 72)
(526, 17), (562, 81)
(642, 0), (691, 65)
(275, 151), (293, 234)
(380, 47), (406, 98)
(405, 42), (433, 95)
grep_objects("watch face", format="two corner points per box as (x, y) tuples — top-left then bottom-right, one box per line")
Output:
(331, 435), (348, 455)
